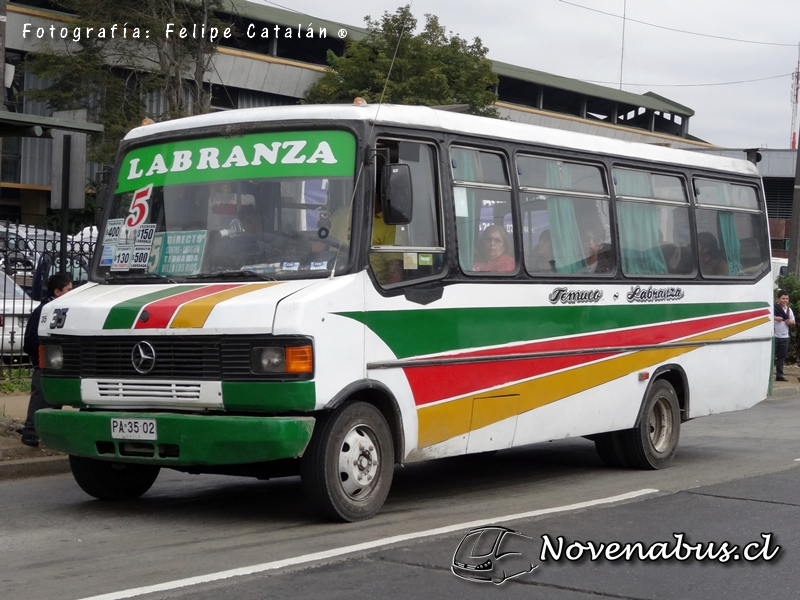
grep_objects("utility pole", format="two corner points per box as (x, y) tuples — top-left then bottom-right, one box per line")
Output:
(790, 129), (800, 277)
(0, 0), (7, 183)
(788, 43), (800, 277)
(792, 45), (800, 149)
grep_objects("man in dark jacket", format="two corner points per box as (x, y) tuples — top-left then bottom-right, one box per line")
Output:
(20, 273), (72, 447)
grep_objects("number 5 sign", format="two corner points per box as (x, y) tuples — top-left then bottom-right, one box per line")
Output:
(127, 184), (152, 228)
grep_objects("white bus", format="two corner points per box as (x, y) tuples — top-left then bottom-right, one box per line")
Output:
(36, 104), (773, 521)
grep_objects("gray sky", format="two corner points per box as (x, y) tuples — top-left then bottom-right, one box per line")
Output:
(250, 0), (800, 149)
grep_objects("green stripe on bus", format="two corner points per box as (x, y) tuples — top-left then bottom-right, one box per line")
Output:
(222, 381), (316, 412)
(103, 286), (203, 329)
(339, 302), (767, 359)
(41, 377), (83, 407)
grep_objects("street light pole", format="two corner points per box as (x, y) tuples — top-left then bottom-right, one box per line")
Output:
(789, 141), (800, 277)
(0, 0), (7, 184)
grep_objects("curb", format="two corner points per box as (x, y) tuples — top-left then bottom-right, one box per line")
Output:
(0, 455), (70, 481)
(769, 385), (800, 398)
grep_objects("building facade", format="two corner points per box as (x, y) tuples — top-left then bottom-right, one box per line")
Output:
(3, 0), (718, 226)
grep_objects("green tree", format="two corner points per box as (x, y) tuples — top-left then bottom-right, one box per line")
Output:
(776, 273), (800, 363)
(24, 0), (226, 165)
(305, 5), (499, 117)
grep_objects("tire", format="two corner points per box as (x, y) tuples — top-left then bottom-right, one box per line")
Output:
(69, 456), (160, 500)
(622, 380), (681, 470)
(594, 431), (630, 468)
(301, 402), (395, 522)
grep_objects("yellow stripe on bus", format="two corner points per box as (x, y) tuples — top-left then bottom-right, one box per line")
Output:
(417, 317), (768, 449)
(169, 283), (282, 328)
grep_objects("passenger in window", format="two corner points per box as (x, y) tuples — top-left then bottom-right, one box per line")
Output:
(662, 243), (693, 274)
(698, 232), (728, 276)
(473, 225), (515, 273)
(330, 194), (403, 284)
(583, 224), (613, 274)
(528, 229), (556, 272)
(371, 194), (403, 284)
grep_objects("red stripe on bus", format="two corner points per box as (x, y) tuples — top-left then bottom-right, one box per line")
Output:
(404, 309), (766, 406)
(133, 284), (243, 329)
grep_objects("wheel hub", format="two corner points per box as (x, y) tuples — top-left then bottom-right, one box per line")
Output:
(338, 425), (379, 499)
(648, 397), (674, 453)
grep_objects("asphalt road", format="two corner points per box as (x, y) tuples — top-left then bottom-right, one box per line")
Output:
(2, 396), (799, 600)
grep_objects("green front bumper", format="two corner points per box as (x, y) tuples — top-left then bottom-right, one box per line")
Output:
(36, 410), (315, 466)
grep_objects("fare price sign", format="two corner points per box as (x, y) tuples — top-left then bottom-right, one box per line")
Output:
(110, 245), (133, 271)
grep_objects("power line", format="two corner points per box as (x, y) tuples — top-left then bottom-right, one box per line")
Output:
(585, 72), (793, 87)
(559, 0), (796, 47)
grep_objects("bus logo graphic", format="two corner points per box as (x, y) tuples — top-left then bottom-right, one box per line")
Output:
(131, 341), (157, 374)
(451, 526), (537, 584)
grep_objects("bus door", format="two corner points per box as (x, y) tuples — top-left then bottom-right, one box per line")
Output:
(363, 138), (449, 450)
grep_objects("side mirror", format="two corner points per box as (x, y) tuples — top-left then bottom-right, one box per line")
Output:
(381, 164), (413, 225)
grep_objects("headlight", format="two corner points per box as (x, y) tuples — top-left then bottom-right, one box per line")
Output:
(41, 345), (63, 370)
(250, 345), (313, 374)
(251, 347), (285, 373)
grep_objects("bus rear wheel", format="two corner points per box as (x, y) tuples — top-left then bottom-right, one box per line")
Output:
(594, 431), (630, 468)
(69, 456), (160, 500)
(623, 380), (681, 470)
(301, 402), (394, 522)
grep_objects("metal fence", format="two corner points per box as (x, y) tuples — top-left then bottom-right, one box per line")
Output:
(0, 222), (97, 384)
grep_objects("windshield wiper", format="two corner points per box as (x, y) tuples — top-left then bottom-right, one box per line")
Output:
(185, 270), (276, 282)
(105, 272), (178, 284)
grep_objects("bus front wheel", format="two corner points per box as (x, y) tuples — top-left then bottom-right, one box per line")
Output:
(301, 402), (395, 522)
(69, 456), (160, 500)
(624, 380), (681, 470)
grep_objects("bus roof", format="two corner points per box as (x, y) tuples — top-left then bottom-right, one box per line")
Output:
(124, 104), (760, 177)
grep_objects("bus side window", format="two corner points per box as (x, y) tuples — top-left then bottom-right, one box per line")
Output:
(370, 140), (445, 286)
(613, 168), (694, 277)
(518, 155), (611, 276)
(452, 147), (516, 275)
(694, 180), (767, 278)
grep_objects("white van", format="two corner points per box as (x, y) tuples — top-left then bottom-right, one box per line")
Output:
(773, 257), (788, 286)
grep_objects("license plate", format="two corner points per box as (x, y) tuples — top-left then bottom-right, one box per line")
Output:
(110, 418), (157, 440)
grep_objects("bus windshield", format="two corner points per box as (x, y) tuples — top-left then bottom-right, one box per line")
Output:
(96, 130), (356, 281)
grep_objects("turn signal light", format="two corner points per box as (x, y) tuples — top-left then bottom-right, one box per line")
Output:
(286, 346), (313, 373)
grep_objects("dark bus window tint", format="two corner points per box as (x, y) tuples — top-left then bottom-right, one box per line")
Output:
(479, 152), (509, 186)
(521, 194), (613, 275)
(618, 201), (694, 276)
(651, 174), (687, 202)
(517, 156), (605, 195)
(455, 187), (515, 274)
(695, 179), (759, 210)
(613, 169), (687, 203)
(695, 209), (768, 277)
(451, 147), (509, 185)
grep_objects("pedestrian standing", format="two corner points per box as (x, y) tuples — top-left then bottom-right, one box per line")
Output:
(774, 289), (795, 382)
(20, 273), (72, 447)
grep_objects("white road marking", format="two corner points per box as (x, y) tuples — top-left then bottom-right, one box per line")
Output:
(75, 488), (658, 600)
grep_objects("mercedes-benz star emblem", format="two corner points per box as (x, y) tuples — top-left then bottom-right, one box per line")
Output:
(131, 341), (156, 374)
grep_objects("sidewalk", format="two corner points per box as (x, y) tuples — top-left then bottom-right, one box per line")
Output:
(772, 363), (800, 398)
(0, 393), (69, 480)
(0, 393), (29, 420)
